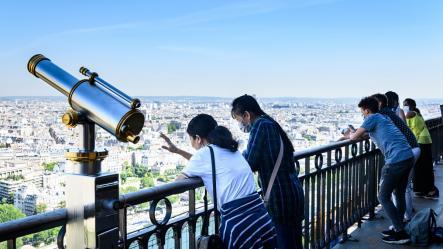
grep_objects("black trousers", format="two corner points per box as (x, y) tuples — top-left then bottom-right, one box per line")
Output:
(413, 143), (436, 193)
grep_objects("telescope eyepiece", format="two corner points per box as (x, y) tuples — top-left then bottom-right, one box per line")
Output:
(27, 54), (50, 76)
(126, 131), (140, 144)
(131, 98), (141, 109)
(79, 66), (90, 76)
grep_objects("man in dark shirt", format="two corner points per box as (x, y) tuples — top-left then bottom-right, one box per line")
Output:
(372, 93), (420, 222)
(372, 94), (418, 148)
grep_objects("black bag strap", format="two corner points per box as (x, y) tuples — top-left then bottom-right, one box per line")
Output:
(201, 145), (219, 235)
(202, 189), (209, 236)
(208, 145), (220, 233)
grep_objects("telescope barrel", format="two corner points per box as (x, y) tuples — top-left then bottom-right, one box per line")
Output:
(27, 54), (144, 143)
(80, 67), (141, 109)
(28, 54), (78, 96)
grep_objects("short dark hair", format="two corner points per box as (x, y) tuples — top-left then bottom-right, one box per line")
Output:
(371, 93), (388, 108)
(404, 98), (421, 115)
(385, 91), (399, 108)
(358, 97), (379, 113)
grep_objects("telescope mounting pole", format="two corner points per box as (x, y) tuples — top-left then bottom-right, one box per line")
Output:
(64, 114), (120, 249)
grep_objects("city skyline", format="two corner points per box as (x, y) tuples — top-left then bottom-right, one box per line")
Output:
(1, 0), (442, 98)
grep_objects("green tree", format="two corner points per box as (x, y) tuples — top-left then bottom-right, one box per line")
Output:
(57, 201), (66, 208)
(36, 203), (47, 214)
(0, 204), (25, 222)
(168, 195), (179, 204)
(121, 186), (138, 194)
(195, 190), (203, 202)
(133, 164), (149, 178)
(5, 174), (24, 181)
(167, 121), (181, 134)
(120, 172), (128, 184)
(122, 162), (134, 177)
(140, 176), (154, 189)
(26, 227), (60, 247)
(42, 162), (57, 171)
(0, 204), (25, 249)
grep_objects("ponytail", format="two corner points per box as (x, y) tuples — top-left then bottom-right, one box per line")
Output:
(187, 114), (238, 152)
(208, 126), (239, 152)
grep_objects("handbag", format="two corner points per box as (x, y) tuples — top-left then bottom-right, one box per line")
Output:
(196, 145), (223, 249)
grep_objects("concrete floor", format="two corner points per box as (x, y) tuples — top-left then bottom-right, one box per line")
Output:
(333, 161), (443, 249)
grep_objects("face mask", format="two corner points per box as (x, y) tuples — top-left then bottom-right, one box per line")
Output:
(403, 106), (410, 113)
(238, 121), (252, 133)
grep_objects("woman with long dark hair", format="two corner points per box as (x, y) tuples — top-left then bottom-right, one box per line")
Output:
(161, 114), (277, 249)
(231, 95), (305, 249)
(403, 98), (439, 199)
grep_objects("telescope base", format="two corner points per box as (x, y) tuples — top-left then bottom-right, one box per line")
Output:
(65, 172), (120, 249)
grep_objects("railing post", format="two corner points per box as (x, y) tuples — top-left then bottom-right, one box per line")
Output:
(65, 123), (120, 248)
(188, 189), (196, 249)
(118, 208), (127, 248)
(7, 239), (16, 249)
(340, 144), (350, 243)
(303, 158), (310, 249)
(368, 142), (377, 220)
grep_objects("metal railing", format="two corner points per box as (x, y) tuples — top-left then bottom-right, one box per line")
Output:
(1, 118), (442, 249)
(0, 208), (67, 249)
(427, 117), (443, 161)
(296, 138), (383, 249)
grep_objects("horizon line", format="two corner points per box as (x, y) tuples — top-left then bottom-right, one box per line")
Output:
(1, 95), (443, 101)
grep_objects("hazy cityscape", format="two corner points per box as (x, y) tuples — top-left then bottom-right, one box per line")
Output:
(0, 96), (442, 248)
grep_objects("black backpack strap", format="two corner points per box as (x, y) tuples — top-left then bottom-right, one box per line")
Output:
(208, 145), (220, 234)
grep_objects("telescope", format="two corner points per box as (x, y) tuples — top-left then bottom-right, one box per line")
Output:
(27, 54), (146, 248)
(28, 54), (144, 144)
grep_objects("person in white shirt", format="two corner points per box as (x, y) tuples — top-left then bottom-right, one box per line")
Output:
(161, 114), (277, 249)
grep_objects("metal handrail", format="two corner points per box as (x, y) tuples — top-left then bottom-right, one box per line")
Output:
(0, 208), (67, 241)
(0, 117), (441, 248)
(114, 177), (203, 209)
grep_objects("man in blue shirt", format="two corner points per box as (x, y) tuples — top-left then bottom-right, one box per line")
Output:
(372, 93), (420, 221)
(344, 96), (414, 245)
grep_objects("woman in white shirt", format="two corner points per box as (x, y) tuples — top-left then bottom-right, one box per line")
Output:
(161, 114), (277, 249)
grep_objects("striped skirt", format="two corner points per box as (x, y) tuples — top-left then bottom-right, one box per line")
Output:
(219, 192), (277, 249)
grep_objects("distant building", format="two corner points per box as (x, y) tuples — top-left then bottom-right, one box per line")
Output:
(0, 180), (25, 203)
(14, 185), (42, 216)
(0, 160), (43, 203)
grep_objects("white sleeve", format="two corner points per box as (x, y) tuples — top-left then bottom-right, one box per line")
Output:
(182, 149), (209, 178)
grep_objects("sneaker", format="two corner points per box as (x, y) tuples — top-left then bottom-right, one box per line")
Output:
(381, 228), (396, 237)
(382, 230), (410, 244)
(414, 192), (426, 198)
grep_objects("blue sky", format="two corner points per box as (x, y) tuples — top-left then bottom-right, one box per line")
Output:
(0, 0), (442, 98)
